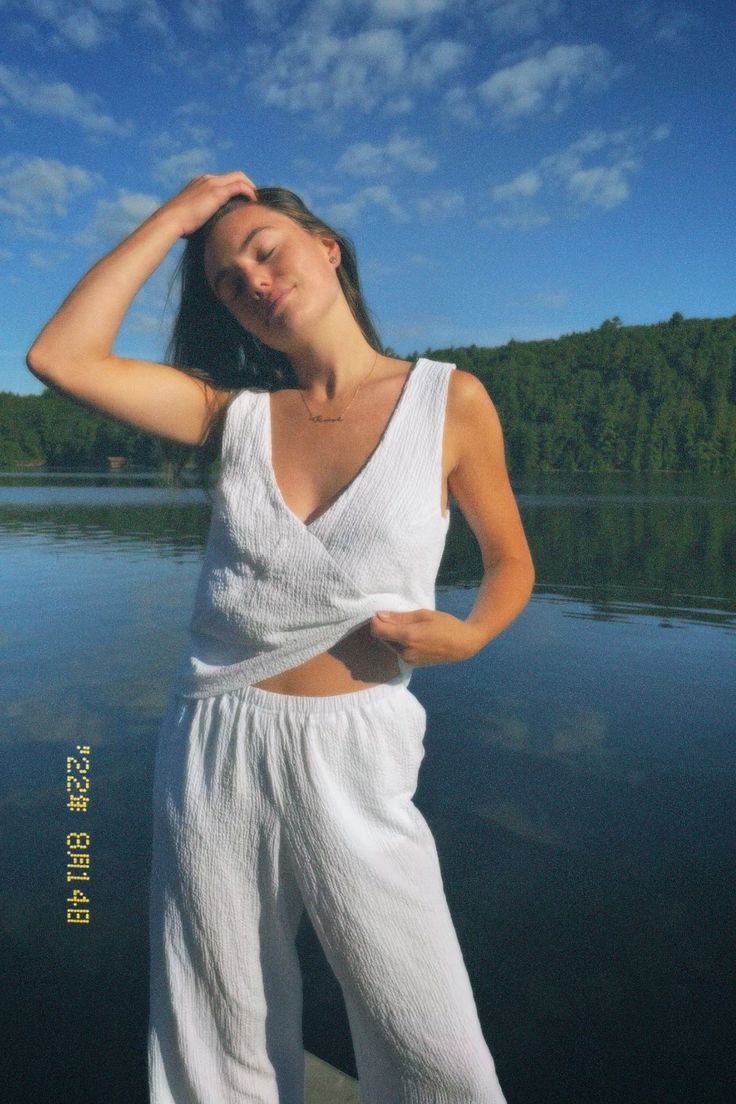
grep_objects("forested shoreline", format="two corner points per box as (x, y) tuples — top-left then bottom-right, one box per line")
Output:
(3, 311), (735, 474)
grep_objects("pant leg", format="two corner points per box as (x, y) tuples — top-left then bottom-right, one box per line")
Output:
(264, 682), (507, 1104)
(147, 690), (306, 1104)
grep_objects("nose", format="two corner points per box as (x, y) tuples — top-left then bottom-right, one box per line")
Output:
(230, 257), (270, 304)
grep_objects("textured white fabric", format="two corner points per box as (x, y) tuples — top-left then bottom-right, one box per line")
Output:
(171, 358), (454, 698)
(148, 678), (507, 1104)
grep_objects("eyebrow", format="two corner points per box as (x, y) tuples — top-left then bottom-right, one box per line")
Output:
(211, 225), (275, 292)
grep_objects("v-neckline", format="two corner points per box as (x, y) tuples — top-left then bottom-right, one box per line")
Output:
(264, 358), (422, 531)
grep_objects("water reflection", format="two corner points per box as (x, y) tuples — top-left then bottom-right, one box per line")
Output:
(2, 467), (735, 606)
(2, 470), (734, 1104)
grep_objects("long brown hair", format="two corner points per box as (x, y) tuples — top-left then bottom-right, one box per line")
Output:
(166, 187), (385, 477)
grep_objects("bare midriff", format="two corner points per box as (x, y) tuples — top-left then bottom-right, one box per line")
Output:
(251, 623), (405, 696)
(250, 357), (454, 698)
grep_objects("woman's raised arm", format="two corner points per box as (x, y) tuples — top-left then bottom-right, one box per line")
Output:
(25, 172), (257, 446)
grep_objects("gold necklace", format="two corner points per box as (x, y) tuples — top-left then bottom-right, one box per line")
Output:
(297, 350), (380, 424)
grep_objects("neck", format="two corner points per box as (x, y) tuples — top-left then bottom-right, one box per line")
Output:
(284, 305), (381, 401)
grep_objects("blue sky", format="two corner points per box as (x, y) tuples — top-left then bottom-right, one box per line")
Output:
(3, 0), (734, 396)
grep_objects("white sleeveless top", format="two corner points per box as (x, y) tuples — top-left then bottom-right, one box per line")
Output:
(171, 357), (455, 698)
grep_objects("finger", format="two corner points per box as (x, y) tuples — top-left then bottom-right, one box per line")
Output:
(216, 170), (257, 190)
(372, 627), (405, 652)
(224, 179), (257, 201)
(219, 173), (258, 202)
(369, 619), (391, 642)
(190, 172), (256, 201)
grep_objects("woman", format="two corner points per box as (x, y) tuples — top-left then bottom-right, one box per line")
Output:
(27, 171), (534, 1103)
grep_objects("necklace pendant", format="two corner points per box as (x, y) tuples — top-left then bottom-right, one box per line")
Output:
(310, 414), (343, 423)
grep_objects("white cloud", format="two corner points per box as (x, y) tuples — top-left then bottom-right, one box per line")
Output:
(485, 0), (561, 37)
(627, 4), (698, 45)
(416, 189), (464, 218)
(12, 0), (168, 49)
(251, 8), (466, 119)
(57, 7), (105, 48)
(152, 147), (215, 187)
(174, 100), (211, 117)
(491, 170), (542, 201)
(0, 155), (97, 231)
(540, 129), (614, 172)
(441, 85), (481, 127)
(384, 96), (414, 115)
(138, 0), (168, 34)
(488, 170), (548, 229)
(147, 116), (222, 156)
(653, 8), (696, 42)
(489, 125), (667, 229)
(651, 123), (671, 142)
(338, 133), (437, 177)
(372, 0), (451, 19)
(565, 163), (637, 209)
(409, 39), (469, 88)
(76, 189), (162, 245)
(0, 63), (132, 135)
(181, 0), (223, 33)
(257, 28), (408, 114)
(22, 0), (105, 49)
(477, 44), (615, 125)
(539, 130), (643, 208)
(485, 208), (550, 230)
(326, 185), (408, 226)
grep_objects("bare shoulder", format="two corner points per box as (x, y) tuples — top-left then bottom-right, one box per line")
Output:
(447, 367), (495, 407)
(445, 368), (504, 474)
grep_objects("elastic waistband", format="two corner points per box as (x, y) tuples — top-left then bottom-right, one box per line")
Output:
(226, 669), (411, 716)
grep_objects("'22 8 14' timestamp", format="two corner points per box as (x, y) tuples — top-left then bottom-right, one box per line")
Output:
(66, 744), (91, 924)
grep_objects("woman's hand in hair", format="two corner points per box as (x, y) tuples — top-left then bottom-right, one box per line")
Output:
(369, 609), (486, 667)
(157, 172), (258, 238)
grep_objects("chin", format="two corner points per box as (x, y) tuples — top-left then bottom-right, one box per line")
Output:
(258, 289), (334, 354)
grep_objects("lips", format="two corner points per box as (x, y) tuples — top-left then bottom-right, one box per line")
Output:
(266, 287), (292, 324)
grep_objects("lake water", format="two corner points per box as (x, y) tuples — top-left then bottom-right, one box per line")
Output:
(1, 470), (733, 1104)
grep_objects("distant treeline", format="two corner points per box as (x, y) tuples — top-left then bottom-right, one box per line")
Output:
(4, 311), (735, 474)
(417, 312), (736, 474)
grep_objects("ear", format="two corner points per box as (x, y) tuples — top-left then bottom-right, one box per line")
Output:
(319, 235), (340, 267)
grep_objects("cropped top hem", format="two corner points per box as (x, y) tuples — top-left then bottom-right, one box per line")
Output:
(172, 612), (417, 699)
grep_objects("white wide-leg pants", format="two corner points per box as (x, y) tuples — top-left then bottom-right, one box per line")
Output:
(147, 674), (507, 1104)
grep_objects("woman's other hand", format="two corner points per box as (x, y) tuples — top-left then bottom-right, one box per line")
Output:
(158, 172), (258, 238)
(369, 609), (484, 667)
